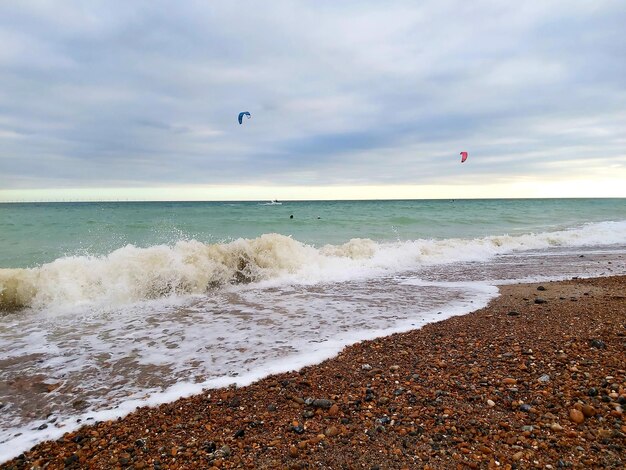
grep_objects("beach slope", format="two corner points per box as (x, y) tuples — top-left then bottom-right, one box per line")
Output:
(2, 276), (625, 469)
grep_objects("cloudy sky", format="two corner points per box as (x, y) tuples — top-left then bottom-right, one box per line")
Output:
(0, 0), (625, 201)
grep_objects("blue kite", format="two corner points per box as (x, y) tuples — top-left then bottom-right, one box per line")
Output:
(238, 111), (251, 124)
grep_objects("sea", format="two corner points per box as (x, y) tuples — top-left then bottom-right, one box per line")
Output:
(1, 198), (625, 461)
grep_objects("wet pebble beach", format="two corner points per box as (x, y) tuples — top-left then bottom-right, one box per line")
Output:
(2, 275), (625, 469)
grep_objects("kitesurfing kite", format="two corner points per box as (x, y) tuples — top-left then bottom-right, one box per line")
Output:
(238, 111), (251, 125)
(460, 151), (468, 163)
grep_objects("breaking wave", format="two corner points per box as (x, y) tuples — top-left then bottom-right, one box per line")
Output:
(1, 221), (625, 312)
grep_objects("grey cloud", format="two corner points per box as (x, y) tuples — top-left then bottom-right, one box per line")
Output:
(0, 0), (625, 190)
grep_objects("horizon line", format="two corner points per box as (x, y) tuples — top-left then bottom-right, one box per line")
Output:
(1, 196), (625, 204)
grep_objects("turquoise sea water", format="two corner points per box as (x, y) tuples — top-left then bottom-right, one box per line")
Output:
(2, 198), (625, 268)
(1, 198), (625, 461)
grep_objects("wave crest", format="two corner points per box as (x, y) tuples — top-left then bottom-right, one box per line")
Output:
(2, 221), (625, 312)
(0, 234), (321, 312)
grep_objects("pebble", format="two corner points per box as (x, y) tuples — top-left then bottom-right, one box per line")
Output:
(290, 425), (305, 434)
(487, 399), (495, 407)
(581, 404), (595, 418)
(535, 297), (547, 304)
(377, 416), (391, 425)
(589, 339), (606, 349)
(538, 374), (550, 383)
(507, 311), (520, 316)
(569, 409), (585, 424)
(519, 404), (532, 412)
(310, 399), (333, 409)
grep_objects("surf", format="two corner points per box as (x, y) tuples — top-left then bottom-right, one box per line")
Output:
(1, 220), (625, 313)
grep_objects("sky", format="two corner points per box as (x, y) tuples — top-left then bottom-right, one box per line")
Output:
(0, 0), (625, 201)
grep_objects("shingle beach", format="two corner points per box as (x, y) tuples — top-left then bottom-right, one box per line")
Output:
(2, 276), (625, 469)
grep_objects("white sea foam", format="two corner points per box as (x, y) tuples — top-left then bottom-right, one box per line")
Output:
(1, 220), (625, 312)
(0, 277), (499, 462)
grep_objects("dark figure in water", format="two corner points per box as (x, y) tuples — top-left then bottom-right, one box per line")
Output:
(290, 215), (294, 219)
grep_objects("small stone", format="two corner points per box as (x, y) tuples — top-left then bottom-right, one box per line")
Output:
(328, 404), (339, 416)
(537, 286), (546, 291)
(37, 423), (48, 430)
(291, 425), (305, 434)
(507, 311), (520, 316)
(534, 297), (547, 304)
(519, 404), (532, 412)
(361, 364), (372, 371)
(234, 429), (245, 438)
(503, 378), (518, 385)
(288, 446), (298, 458)
(311, 399), (333, 409)
(569, 409), (584, 424)
(267, 404), (277, 411)
(587, 388), (598, 397)
(324, 426), (340, 437)
(389, 365), (400, 372)
(377, 416), (391, 425)
(581, 404), (595, 418)
(487, 399), (495, 407)
(589, 339), (606, 349)
(538, 374), (550, 383)
(550, 423), (563, 431)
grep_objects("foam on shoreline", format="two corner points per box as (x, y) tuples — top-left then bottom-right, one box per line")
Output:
(2, 220), (625, 312)
(0, 279), (499, 462)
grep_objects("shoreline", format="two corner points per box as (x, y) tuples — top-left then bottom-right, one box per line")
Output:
(2, 275), (625, 469)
